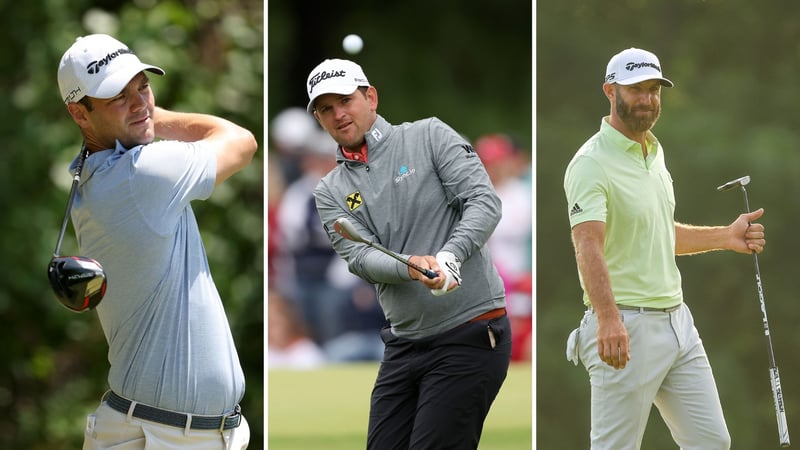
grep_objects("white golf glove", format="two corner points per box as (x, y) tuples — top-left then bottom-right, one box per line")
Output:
(430, 251), (462, 296)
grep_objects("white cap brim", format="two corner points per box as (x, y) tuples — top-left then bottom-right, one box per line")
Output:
(90, 62), (164, 99)
(306, 84), (360, 113)
(615, 74), (674, 88)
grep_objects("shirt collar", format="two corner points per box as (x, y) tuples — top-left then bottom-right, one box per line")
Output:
(600, 116), (659, 156)
(337, 115), (392, 163)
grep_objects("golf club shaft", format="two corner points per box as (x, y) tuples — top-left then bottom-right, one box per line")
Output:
(53, 147), (88, 256)
(741, 186), (790, 447)
(368, 241), (437, 279)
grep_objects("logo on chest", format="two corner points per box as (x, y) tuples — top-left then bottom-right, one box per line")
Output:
(394, 165), (416, 184)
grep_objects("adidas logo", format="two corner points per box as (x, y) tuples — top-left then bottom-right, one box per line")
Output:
(570, 203), (583, 216)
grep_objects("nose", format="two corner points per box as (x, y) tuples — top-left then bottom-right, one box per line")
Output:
(130, 91), (147, 111)
(332, 103), (348, 119)
(643, 89), (660, 103)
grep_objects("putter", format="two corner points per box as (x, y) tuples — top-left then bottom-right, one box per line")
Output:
(333, 217), (437, 279)
(717, 175), (789, 447)
(47, 146), (107, 312)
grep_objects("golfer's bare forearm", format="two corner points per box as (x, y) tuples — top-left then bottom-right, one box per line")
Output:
(154, 107), (251, 143)
(572, 222), (617, 320)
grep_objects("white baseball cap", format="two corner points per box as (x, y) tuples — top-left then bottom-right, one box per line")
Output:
(306, 59), (370, 113)
(604, 48), (673, 87)
(58, 34), (164, 104)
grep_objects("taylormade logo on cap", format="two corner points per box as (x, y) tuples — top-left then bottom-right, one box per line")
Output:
(86, 47), (134, 74)
(58, 34), (165, 104)
(604, 48), (674, 87)
(306, 59), (370, 113)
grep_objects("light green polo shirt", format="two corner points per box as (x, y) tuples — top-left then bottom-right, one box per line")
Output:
(564, 117), (683, 308)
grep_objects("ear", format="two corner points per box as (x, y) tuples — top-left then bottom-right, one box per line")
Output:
(602, 83), (615, 102)
(67, 102), (91, 127)
(366, 86), (379, 112)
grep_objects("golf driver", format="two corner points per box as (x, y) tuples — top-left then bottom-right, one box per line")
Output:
(717, 175), (789, 447)
(333, 217), (437, 279)
(47, 147), (107, 312)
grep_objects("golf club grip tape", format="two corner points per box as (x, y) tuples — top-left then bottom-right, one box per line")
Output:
(771, 367), (791, 446)
(408, 262), (436, 279)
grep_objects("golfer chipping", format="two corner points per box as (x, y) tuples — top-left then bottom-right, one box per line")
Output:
(718, 176), (789, 447)
(308, 58), (510, 449)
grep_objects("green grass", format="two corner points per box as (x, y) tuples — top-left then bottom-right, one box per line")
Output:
(268, 362), (532, 449)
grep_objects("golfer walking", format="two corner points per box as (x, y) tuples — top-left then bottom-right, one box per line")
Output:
(58, 34), (257, 449)
(307, 58), (511, 449)
(564, 47), (766, 449)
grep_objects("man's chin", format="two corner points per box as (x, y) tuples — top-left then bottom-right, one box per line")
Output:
(120, 134), (156, 148)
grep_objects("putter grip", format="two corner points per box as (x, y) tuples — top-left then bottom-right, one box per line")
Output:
(771, 367), (791, 447)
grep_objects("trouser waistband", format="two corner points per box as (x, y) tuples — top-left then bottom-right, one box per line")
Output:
(616, 303), (682, 313)
(106, 391), (241, 431)
(469, 307), (507, 322)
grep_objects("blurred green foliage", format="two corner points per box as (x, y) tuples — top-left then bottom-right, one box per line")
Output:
(538, 1), (800, 448)
(0, 1), (263, 448)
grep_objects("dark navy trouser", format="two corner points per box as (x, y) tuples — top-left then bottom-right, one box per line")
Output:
(366, 314), (512, 450)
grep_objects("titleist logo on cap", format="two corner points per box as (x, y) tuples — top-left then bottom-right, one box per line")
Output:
(308, 69), (346, 93)
(86, 48), (134, 74)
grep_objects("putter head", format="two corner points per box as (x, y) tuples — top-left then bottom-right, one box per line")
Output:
(47, 256), (107, 312)
(717, 175), (750, 192)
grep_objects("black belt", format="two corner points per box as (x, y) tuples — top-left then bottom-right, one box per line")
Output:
(106, 391), (241, 431)
(617, 304), (682, 313)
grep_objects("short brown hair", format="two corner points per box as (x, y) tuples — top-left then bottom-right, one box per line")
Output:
(78, 96), (93, 112)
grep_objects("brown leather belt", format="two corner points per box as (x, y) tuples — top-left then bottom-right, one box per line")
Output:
(469, 307), (506, 323)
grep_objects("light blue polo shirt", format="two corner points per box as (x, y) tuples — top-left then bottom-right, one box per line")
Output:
(564, 117), (683, 308)
(69, 140), (245, 415)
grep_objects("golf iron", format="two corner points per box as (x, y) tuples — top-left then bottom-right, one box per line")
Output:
(333, 217), (437, 279)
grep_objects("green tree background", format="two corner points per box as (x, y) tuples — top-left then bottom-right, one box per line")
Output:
(0, 1), (263, 448)
(538, 1), (800, 448)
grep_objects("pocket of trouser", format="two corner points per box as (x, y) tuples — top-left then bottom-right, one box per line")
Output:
(486, 315), (510, 350)
(566, 327), (580, 366)
(85, 413), (97, 439)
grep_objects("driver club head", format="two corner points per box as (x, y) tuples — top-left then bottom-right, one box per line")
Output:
(47, 256), (107, 312)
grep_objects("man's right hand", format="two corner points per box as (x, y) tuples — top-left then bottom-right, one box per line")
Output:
(596, 313), (630, 370)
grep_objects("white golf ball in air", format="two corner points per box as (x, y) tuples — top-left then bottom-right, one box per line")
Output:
(342, 34), (363, 55)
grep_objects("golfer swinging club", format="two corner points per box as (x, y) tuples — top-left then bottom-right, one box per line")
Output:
(564, 47), (766, 449)
(58, 34), (257, 449)
(307, 58), (511, 449)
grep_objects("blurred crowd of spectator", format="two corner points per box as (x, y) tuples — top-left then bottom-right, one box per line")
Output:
(267, 107), (532, 369)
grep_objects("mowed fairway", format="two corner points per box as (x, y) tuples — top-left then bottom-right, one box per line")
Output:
(268, 362), (532, 449)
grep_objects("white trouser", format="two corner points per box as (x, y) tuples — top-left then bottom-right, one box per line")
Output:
(83, 401), (250, 450)
(566, 303), (731, 450)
